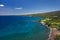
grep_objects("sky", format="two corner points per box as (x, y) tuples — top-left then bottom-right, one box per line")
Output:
(0, 0), (60, 15)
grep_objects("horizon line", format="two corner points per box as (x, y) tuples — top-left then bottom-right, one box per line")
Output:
(0, 10), (60, 16)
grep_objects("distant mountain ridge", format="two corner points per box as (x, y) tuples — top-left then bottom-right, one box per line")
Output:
(43, 11), (60, 16)
(29, 11), (60, 18)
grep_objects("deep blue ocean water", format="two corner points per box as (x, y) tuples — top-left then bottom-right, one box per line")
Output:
(0, 16), (50, 40)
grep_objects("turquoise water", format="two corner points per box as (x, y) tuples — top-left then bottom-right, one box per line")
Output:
(0, 16), (50, 40)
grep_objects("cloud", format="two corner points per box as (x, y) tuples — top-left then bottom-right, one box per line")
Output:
(15, 7), (23, 10)
(0, 4), (4, 7)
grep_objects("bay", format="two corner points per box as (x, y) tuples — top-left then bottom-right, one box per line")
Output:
(0, 16), (50, 40)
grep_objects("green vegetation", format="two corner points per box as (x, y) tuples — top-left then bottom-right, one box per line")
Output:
(29, 11), (60, 30)
(54, 35), (60, 40)
(27, 11), (60, 40)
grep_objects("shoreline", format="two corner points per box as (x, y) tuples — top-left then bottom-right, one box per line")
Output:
(44, 25), (53, 40)
(48, 28), (53, 40)
(40, 22), (53, 40)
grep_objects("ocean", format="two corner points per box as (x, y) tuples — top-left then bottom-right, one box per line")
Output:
(0, 16), (50, 40)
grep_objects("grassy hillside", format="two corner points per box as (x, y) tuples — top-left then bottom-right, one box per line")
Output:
(29, 11), (60, 30)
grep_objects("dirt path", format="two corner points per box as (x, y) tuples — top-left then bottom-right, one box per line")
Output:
(48, 28), (55, 40)
(48, 28), (60, 40)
